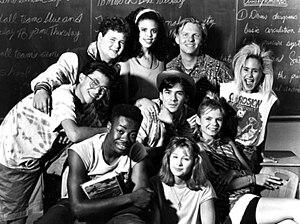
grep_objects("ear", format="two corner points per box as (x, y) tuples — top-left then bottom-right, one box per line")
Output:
(78, 73), (85, 83)
(196, 115), (201, 125)
(107, 121), (112, 133)
(184, 95), (189, 103)
(175, 34), (180, 45)
(159, 92), (163, 101)
(97, 32), (104, 42)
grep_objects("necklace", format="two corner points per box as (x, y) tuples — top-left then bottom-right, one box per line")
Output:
(170, 186), (189, 210)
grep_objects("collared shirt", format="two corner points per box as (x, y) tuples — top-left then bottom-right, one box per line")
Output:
(137, 99), (195, 148)
(167, 54), (233, 109)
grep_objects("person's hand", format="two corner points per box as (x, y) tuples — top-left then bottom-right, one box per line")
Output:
(186, 114), (197, 130)
(57, 134), (71, 145)
(255, 173), (283, 189)
(213, 170), (239, 193)
(33, 89), (52, 115)
(136, 98), (159, 122)
(130, 188), (153, 209)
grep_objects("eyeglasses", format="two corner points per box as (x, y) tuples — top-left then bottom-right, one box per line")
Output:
(86, 75), (110, 100)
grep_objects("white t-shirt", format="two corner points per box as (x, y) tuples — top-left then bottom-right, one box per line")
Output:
(61, 133), (147, 198)
(151, 176), (216, 224)
(220, 82), (277, 147)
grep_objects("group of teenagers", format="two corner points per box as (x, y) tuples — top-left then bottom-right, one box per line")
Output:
(1, 6), (300, 224)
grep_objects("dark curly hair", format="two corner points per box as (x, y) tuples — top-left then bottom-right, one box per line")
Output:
(123, 7), (168, 62)
(98, 16), (130, 40)
(82, 61), (118, 89)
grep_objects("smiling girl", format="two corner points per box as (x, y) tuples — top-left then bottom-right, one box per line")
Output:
(119, 7), (168, 104)
(195, 95), (300, 224)
(220, 43), (278, 172)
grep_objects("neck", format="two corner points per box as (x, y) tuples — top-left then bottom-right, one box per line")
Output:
(98, 49), (113, 65)
(102, 136), (119, 165)
(180, 53), (198, 70)
(174, 177), (187, 187)
(74, 84), (84, 104)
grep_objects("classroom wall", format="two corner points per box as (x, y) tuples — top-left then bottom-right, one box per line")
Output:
(266, 121), (300, 158)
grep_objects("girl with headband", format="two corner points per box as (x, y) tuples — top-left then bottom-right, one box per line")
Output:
(118, 7), (168, 107)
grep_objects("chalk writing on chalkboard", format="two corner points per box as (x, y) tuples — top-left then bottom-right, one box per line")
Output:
(0, 0), (90, 119)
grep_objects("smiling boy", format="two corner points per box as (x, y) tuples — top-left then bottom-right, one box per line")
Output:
(136, 70), (196, 175)
(31, 17), (130, 121)
(0, 61), (116, 224)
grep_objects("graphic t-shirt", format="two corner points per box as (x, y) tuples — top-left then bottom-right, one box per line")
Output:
(220, 82), (277, 147)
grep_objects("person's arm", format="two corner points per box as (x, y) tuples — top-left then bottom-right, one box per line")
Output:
(32, 52), (80, 114)
(68, 150), (152, 220)
(118, 61), (130, 103)
(229, 140), (252, 172)
(135, 98), (160, 120)
(61, 119), (106, 143)
(200, 199), (215, 224)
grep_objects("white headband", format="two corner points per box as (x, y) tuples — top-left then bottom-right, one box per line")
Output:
(135, 8), (158, 24)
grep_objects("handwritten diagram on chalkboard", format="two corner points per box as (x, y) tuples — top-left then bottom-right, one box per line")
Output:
(0, 0), (300, 118)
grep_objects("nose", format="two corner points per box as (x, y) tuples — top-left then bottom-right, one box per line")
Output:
(112, 41), (120, 50)
(211, 119), (218, 126)
(188, 34), (195, 42)
(177, 158), (183, 166)
(170, 93), (178, 101)
(120, 133), (130, 142)
(147, 30), (152, 37)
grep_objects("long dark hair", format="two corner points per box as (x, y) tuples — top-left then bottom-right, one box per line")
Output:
(123, 7), (168, 62)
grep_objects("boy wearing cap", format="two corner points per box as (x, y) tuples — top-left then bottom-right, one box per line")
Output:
(136, 70), (196, 175)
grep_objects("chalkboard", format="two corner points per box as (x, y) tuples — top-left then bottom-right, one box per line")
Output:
(0, 0), (299, 119)
(0, 0), (90, 118)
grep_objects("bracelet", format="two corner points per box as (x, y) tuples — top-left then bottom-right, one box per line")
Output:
(34, 83), (51, 94)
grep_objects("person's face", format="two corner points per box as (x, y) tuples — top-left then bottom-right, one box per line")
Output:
(80, 71), (110, 104)
(97, 30), (126, 63)
(107, 116), (140, 155)
(138, 19), (158, 49)
(175, 22), (202, 56)
(197, 108), (223, 140)
(159, 83), (187, 114)
(170, 146), (193, 180)
(241, 57), (264, 93)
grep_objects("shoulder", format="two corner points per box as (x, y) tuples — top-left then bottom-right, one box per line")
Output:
(130, 142), (148, 163)
(204, 55), (232, 73)
(86, 41), (98, 60)
(118, 60), (131, 73)
(201, 180), (217, 197)
(52, 85), (74, 102)
(71, 133), (105, 159)
(166, 55), (181, 69)
(58, 51), (79, 63)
